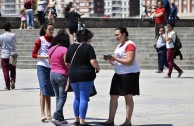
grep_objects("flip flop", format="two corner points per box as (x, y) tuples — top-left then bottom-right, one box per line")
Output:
(41, 117), (47, 122)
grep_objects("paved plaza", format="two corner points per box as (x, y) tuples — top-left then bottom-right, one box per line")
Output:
(0, 69), (194, 126)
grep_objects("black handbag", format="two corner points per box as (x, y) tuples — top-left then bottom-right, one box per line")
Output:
(89, 85), (97, 97)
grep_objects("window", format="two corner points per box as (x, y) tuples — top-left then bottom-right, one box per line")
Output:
(192, 0), (194, 4)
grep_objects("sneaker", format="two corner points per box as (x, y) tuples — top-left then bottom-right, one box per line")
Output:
(155, 70), (163, 73)
(60, 119), (68, 124)
(178, 71), (183, 78)
(51, 119), (61, 126)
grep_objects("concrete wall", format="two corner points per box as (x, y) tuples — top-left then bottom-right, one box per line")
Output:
(0, 17), (194, 29)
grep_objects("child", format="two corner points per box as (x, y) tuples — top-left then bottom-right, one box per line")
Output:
(19, 9), (27, 29)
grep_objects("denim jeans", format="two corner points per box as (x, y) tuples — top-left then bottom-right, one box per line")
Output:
(157, 47), (168, 71)
(50, 72), (67, 121)
(26, 9), (34, 27)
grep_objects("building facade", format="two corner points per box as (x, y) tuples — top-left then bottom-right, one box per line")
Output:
(0, 0), (194, 18)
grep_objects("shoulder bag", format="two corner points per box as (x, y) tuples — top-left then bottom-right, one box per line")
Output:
(66, 43), (97, 97)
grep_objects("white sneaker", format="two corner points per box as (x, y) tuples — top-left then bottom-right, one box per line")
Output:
(51, 119), (61, 126)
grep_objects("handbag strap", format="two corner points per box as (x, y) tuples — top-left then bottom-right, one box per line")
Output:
(70, 43), (82, 65)
(49, 45), (58, 59)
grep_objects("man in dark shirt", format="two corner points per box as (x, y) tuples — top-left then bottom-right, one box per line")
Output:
(169, 2), (178, 25)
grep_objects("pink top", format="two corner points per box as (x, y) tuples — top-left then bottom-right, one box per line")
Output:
(21, 13), (26, 21)
(48, 46), (68, 75)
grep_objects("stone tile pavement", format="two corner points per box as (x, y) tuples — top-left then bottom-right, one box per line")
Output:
(0, 69), (194, 126)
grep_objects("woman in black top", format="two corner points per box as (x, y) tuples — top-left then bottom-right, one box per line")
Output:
(65, 29), (100, 126)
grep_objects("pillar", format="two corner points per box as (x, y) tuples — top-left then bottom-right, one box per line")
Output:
(187, 0), (191, 12)
(179, 0), (182, 13)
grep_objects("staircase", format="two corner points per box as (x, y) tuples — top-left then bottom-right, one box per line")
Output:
(0, 27), (194, 69)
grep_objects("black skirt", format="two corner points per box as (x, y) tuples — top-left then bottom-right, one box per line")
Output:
(110, 72), (140, 96)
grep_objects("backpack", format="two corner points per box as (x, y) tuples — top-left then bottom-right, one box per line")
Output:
(174, 33), (182, 50)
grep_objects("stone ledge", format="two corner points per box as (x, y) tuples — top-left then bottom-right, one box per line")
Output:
(0, 17), (194, 29)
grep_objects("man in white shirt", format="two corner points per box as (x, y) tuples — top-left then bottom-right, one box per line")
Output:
(164, 23), (183, 78)
(155, 28), (168, 73)
(0, 23), (17, 90)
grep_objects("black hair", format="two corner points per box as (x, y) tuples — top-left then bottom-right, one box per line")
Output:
(167, 22), (174, 29)
(76, 29), (93, 43)
(115, 26), (128, 38)
(39, 22), (54, 36)
(68, 2), (73, 8)
(4, 22), (11, 31)
(49, 31), (70, 48)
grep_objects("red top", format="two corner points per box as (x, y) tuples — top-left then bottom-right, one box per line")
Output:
(24, 0), (35, 9)
(155, 7), (166, 24)
(32, 35), (53, 58)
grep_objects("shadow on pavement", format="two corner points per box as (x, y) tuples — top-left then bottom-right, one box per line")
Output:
(180, 77), (194, 78)
(0, 88), (40, 91)
(134, 124), (173, 126)
(14, 88), (40, 90)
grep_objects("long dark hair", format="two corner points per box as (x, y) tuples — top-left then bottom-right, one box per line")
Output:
(49, 30), (70, 48)
(39, 22), (54, 36)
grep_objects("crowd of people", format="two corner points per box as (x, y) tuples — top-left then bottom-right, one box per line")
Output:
(31, 22), (140, 126)
(154, 0), (178, 39)
(154, 0), (183, 78)
(0, 1), (184, 126)
(20, 0), (56, 29)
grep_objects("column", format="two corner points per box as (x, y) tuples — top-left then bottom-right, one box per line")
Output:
(179, 0), (182, 13)
(187, 0), (191, 12)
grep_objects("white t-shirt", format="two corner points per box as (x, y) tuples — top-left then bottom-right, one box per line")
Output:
(114, 40), (140, 74)
(37, 36), (51, 68)
(156, 34), (166, 48)
(0, 32), (16, 58)
(38, 1), (47, 12)
(166, 30), (176, 49)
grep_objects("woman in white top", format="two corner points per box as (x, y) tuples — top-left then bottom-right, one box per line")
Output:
(100, 26), (140, 126)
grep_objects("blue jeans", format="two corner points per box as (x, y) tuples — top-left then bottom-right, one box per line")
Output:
(50, 72), (67, 121)
(71, 81), (94, 119)
(26, 9), (34, 27)
(157, 47), (168, 71)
